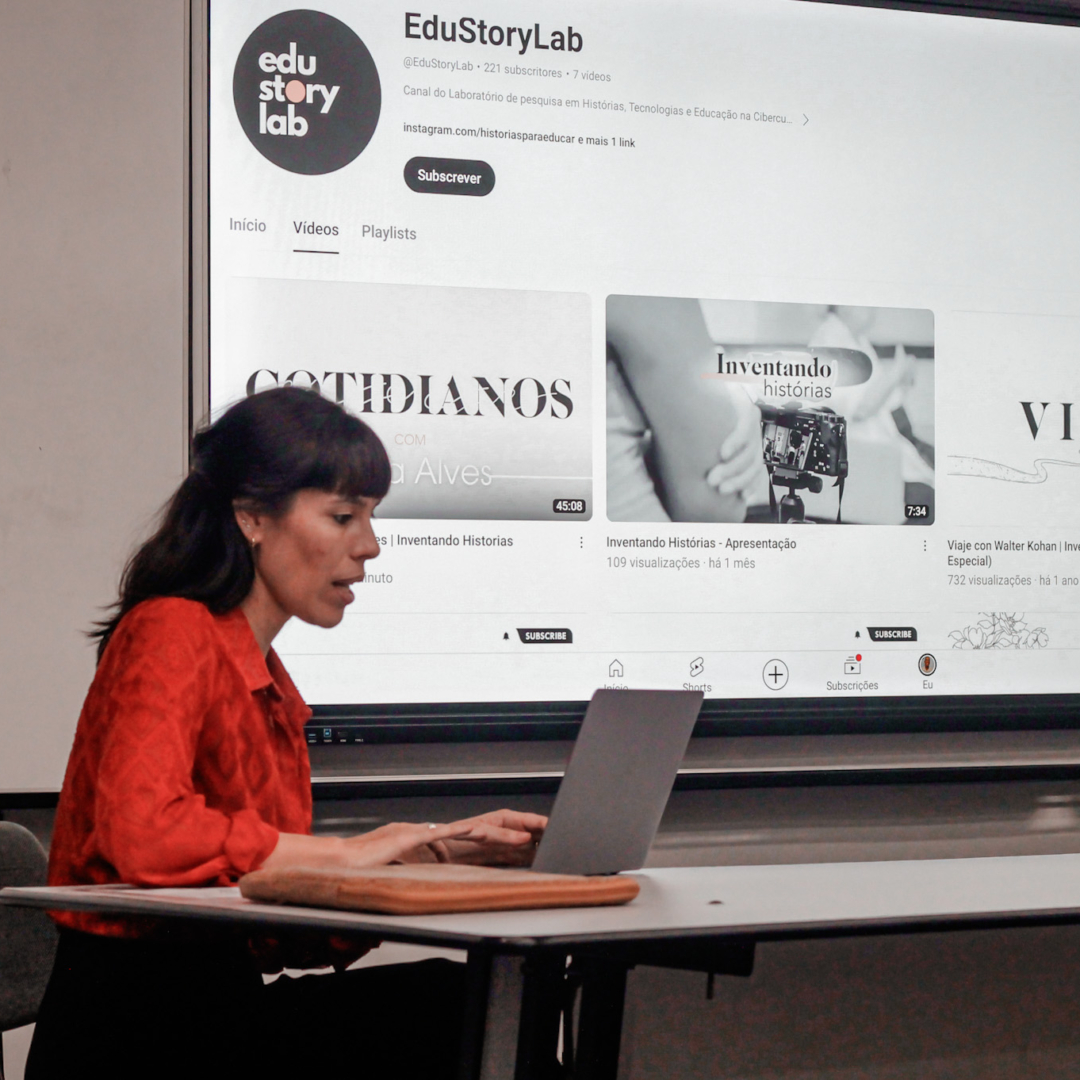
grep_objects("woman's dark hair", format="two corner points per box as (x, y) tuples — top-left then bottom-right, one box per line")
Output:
(92, 386), (391, 661)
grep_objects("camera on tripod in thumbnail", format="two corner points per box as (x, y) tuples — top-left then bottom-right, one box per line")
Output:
(760, 404), (848, 523)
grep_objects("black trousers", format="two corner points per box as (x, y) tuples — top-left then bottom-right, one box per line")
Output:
(26, 929), (467, 1080)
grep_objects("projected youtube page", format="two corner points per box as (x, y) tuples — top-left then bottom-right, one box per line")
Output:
(210, 0), (1080, 709)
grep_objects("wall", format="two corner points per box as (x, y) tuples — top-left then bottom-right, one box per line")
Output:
(0, 0), (188, 791)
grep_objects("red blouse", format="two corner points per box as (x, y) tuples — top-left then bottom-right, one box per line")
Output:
(49, 597), (313, 936)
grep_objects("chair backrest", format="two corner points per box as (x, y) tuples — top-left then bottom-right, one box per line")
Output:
(0, 821), (58, 1033)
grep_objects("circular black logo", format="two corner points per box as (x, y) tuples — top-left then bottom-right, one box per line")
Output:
(233, 10), (380, 175)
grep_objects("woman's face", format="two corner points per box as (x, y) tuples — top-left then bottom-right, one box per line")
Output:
(242, 489), (381, 629)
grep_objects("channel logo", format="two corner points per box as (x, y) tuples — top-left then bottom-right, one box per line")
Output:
(233, 9), (381, 174)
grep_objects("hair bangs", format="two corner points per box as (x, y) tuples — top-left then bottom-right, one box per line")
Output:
(300, 410), (391, 502)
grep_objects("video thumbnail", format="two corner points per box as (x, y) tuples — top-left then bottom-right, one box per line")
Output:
(606, 296), (934, 525)
(218, 278), (592, 520)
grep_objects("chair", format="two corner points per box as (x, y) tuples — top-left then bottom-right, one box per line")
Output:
(0, 822), (57, 1080)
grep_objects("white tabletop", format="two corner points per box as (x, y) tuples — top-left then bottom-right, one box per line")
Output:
(6, 854), (1080, 948)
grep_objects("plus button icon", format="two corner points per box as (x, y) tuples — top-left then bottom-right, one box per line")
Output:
(762, 659), (789, 691)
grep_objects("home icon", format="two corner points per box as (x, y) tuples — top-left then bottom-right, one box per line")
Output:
(608, 659), (624, 678)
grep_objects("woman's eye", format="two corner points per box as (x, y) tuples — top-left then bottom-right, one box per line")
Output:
(333, 514), (353, 525)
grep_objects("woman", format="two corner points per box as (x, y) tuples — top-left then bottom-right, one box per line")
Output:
(27, 387), (546, 1080)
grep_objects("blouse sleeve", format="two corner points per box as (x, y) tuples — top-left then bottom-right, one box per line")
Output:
(90, 603), (280, 886)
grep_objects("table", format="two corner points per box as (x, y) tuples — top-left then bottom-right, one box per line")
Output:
(7, 855), (1080, 1080)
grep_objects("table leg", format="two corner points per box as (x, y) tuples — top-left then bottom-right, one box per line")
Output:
(458, 949), (570, 1080)
(458, 947), (495, 1080)
(459, 950), (525, 1080)
(573, 958), (629, 1080)
(514, 952), (567, 1080)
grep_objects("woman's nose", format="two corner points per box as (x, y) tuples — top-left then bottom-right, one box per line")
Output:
(355, 525), (380, 561)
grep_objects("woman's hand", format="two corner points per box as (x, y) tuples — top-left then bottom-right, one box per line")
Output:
(261, 821), (477, 873)
(339, 821), (486, 865)
(705, 397), (766, 501)
(261, 810), (547, 873)
(431, 809), (548, 867)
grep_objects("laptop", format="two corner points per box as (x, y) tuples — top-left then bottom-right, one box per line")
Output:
(531, 689), (704, 875)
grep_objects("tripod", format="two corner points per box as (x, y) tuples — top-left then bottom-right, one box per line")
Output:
(768, 467), (828, 524)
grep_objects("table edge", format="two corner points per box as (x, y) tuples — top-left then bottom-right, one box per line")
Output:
(7, 885), (1080, 948)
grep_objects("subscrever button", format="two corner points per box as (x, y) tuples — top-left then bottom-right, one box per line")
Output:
(404, 156), (495, 196)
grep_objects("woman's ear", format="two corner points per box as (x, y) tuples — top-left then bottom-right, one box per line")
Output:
(233, 502), (264, 547)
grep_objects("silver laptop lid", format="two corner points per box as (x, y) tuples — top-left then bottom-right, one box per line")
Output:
(531, 689), (704, 876)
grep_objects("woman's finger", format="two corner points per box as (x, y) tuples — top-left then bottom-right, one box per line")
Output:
(393, 844), (441, 865)
(425, 840), (453, 863)
(493, 810), (548, 833)
(440, 838), (538, 866)
(719, 400), (759, 461)
(720, 430), (761, 472)
(718, 458), (766, 497)
(444, 820), (535, 846)
(457, 810), (548, 835)
(705, 458), (744, 492)
(707, 444), (765, 496)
